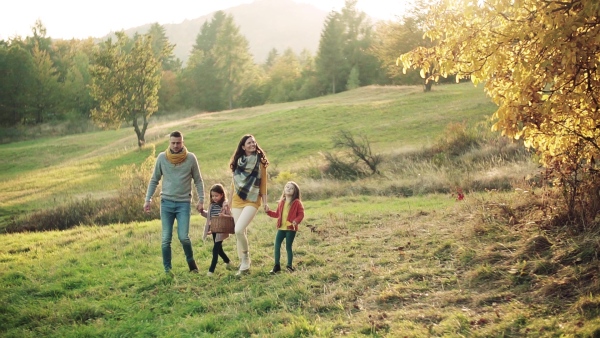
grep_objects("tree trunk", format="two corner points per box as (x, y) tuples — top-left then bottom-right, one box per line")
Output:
(140, 115), (148, 147)
(36, 106), (43, 124)
(332, 74), (336, 94)
(132, 114), (147, 148)
(424, 80), (433, 92)
(424, 70), (433, 92)
(12, 108), (19, 125)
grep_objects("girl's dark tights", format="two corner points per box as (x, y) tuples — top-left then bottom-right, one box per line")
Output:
(274, 230), (296, 266)
(210, 233), (230, 272)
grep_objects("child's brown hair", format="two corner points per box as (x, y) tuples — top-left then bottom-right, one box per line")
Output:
(209, 183), (228, 206)
(281, 181), (301, 202)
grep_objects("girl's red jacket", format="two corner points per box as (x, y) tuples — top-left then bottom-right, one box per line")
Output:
(266, 199), (305, 231)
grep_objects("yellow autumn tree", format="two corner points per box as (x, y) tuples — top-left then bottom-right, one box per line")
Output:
(400, 0), (600, 224)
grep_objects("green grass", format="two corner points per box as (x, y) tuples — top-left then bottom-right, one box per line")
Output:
(0, 83), (496, 222)
(1, 83), (598, 336)
(0, 83), (494, 175)
(2, 194), (598, 336)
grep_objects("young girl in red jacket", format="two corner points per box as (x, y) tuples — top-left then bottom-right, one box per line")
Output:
(265, 181), (305, 273)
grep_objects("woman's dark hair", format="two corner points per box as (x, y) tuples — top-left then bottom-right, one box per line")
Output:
(229, 134), (269, 172)
(209, 183), (227, 206)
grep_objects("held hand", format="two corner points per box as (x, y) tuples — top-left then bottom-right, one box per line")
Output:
(196, 202), (204, 214)
(264, 204), (269, 212)
(143, 201), (151, 213)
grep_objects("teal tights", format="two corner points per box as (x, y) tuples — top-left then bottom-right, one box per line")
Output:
(274, 230), (296, 266)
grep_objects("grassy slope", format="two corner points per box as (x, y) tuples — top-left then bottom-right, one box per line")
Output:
(1, 84), (598, 337)
(0, 83), (493, 221)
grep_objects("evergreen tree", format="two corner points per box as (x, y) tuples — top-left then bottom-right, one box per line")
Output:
(213, 14), (255, 109)
(0, 44), (35, 125)
(263, 48), (279, 71)
(146, 23), (179, 113)
(296, 49), (320, 100)
(266, 48), (301, 102)
(194, 13), (225, 53)
(182, 13), (227, 111)
(49, 39), (72, 83)
(63, 50), (94, 117)
(42, 38), (97, 118)
(340, 0), (381, 87)
(25, 20), (52, 53)
(181, 11), (255, 111)
(14, 20), (63, 124)
(314, 1), (382, 94)
(316, 11), (347, 94)
(30, 42), (61, 123)
(158, 69), (180, 112)
(147, 23), (179, 71)
(346, 65), (360, 90)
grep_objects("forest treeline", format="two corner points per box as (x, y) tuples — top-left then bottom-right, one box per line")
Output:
(0, 1), (440, 144)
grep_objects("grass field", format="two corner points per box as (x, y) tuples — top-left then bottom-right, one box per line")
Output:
(1, 83), (599, 337)
(0, 83), (495, 224)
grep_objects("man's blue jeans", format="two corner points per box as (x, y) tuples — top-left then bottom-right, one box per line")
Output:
(160, 199), (194, 272)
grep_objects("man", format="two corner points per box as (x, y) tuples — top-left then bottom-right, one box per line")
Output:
(144, 131), (205, 273)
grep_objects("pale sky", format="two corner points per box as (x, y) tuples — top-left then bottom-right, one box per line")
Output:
(0, 0), (412, 41)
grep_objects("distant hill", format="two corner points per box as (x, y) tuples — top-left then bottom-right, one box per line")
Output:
(109, 0), (330, 66)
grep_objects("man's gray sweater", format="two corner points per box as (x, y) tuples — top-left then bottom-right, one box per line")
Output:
(145, 152), (204, 204)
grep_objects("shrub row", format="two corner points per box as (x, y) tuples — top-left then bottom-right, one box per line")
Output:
(5, 195), (160, 233)
(6, 150), (160, 233)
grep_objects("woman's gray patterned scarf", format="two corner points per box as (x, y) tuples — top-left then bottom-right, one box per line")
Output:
(233, 154), (261, 202)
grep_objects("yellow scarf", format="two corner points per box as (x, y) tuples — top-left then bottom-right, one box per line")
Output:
(165, 146), (188, 164)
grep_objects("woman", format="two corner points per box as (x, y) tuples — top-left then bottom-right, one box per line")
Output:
(225, 134), (269, 275)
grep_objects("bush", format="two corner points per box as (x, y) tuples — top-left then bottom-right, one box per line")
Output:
(434, 121), (481, 157)
(543, 147), (600, 232)
(322, 152), (366, 180)
(292, 118), (536, 201)
(274, 171), (298, 185)
(6, 149), (160, 233)
(6, 196), (102, 232)
(322, 130), (382, 180)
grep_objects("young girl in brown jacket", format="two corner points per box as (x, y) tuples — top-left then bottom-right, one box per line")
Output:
(201, 184), (233, 276)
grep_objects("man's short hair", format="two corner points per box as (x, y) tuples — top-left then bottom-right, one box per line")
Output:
(170, 131), (182, 138)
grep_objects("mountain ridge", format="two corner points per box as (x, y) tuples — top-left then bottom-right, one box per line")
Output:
(108, 0), (330, 65)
